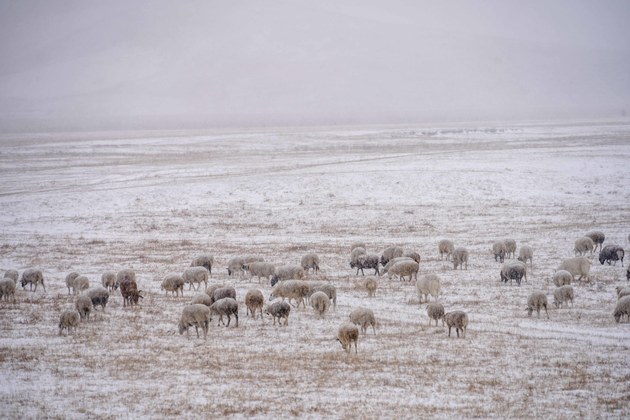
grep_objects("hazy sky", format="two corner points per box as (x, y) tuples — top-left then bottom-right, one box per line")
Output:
(1, 0), (629, 131)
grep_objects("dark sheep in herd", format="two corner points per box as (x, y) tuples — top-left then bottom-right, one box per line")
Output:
(598, 245), (624, 266)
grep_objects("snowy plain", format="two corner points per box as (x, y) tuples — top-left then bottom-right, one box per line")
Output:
(1, 121), (629, 418)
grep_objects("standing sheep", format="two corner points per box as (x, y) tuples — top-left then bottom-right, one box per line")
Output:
(310, 291), (330, 318)
(269, 280), (311, 308)
(380, 246), (404, 266)
(553, 285), (574, 309)
(364, 277), (378, 297)
(426, 302), (445, 326)
(492, 241), (507, 263)
(349, 247), (367, 273)
(301, 253), (321, 274)
(504, 239), (517, 259)
(226, 257), (246, 278)
(245, 288), (264, 320)
(65, 272), (80, 295)
(445, 311), (468, 338)
(191, 293), (213, 307)
(86, 286), (109, 311)
(118, 269), (142, 307)
(211, 286), (237, 305)
(73, 276), (90, 294)
(613, 296), (630, 323)
(178, 304), (211, 338)
(438, 239), (455, 261)
(574, 236), (595, 256)
(75, 294), (93, 321)
(552, 270), (573, 287)
(182, 266), (209, 291)
(351, 253), (380, 276)
(500, 261), (528, 286)
(585, 230), (605, 252)
(527, 292), (549, 319)
(190, 254), (214, 276)
(270, 265), (305, 286)
(310, 282), (337, 310)
(387, 260), (419, 282)
(3, 269), (18, 284)
(161, 273), (185, 297)
(20, 268), (45, 292)
(265, 301), (290, 326)
(0, 278), (16, 303)
(558, 257), (591, 283)
(244, 261), (276, 283)
(209, 297), (239, 327)
(349, 307), (376, 335)
(101, 271), (118, 292)
(404, 251), (422, 264)
(452, 248), (469, 270)
(598, 245), (625, 266)
(380, 257), (414, 276)
(517, 245), (534, 267)
(416, 274), (441, 302)
(58, 310), (80, 335)
(337, 322), (359, 353)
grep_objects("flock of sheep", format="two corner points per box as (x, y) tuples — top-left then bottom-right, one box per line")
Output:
(1, 229), (629, 353)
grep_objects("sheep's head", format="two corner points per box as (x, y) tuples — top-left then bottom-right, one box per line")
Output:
(178, 321), (186, 335)
(598, 255), (606, 265)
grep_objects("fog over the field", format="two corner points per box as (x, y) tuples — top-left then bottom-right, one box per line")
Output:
(1, 0), (629, 131)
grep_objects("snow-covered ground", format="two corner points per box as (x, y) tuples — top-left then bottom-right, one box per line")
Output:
(1, 121), (629, 418)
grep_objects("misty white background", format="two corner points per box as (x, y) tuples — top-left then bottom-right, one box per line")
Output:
(1, 0), (629, 131)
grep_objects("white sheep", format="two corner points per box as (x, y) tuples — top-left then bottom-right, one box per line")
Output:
(349, 247), (367, 270)
(337, 322), (359, 353)
(349, 307), (376, 335)
(445, 311), (468, 338)
(310, 291), (330, 318)
(243, 261), (276, 283)
(350, 241), (366, 252)
(161, 273), (185, 297)
(438, 239), (455, 261)
(517, 245), (534, 267)
(3, 269), (18, 284)
(452, 247), (469, 270)
(210, 286), (236, 305)
(380, 246), (404, 266)
(613, 296), (630, 323)
(558, 257), (591, 282)
(310, 282), (337, 310)
(504, 239), (517, 259)
(65, 272), (80, 295)
(209, 297), (239, 327)
(0, 278), (16, 303)
(364, 277), (378, 297)
(191, 293), (213, 307)
(58, 310), (80, 335)
(182, 266), (209, 291)
(101, 271), (118, 292)
(301, 253), (320, 274)
(404, 251), (422, 263)
(615, 286), (630, 300)
(178, 304), (211, 338)
(86, 286), (109, 311)
(585, 230), (605, 252)
(527, 292), (549, 319)
(379, 256), (414, 277)
(426, 302), (445, 326)
(75, 294), (93, 321)
(226, 256), (246, 278)
(73, 276), (90, 294)
(190, 254), (214, 276)
(270, 265), (305, 286)
(553, 285), (574, 309)
(387, 260), (419, 282)
(552, 270), (573, 287)
(269, 280), (311, 308)
(492, 241), (507, 263)
(265, 301), (290, 326)
(416, 273), (441, 302)
(245, 288), (264, 320)
(574, 236), (595, 256)
(20, 268), (45, 292)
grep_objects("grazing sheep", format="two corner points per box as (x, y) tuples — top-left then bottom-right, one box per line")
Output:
(553, 285), (574, 309)
(243, 261), (276, 283)
(616, 286), (630, 300)
(527, 292), (549, 319)
(161, 273), (185, 297)
(178, 304), (211, 338)
(190, 254), (214, 276)
(349, 247), (367, 271)
(387, 260), (419, 282)
(404, 251), (422, 264)
(270, 265), (305, 286)
(380, 246), (404, 266)
(3, 269), (18, 284)
(73, 276), (90, 294)
(504, 239), (517, 259)
(243, 255), (264, 265)
(350, 242), (366, 252)
(500, 261), (528, 286)
(65, 272), (80, 295)
(265, 301), (290, 326)
(585, 230), (605, 252)
(191, 293), (213, 307)
(517, 245), (534, 267)
(269, 280), (311, 308)
(599, 245), (625, 266)
(552, 270), (573, 287)
(364, 277), (378, 297)
(416, 273), (441, 302)
(75, 294), (93, 321)
(20, 268), (45, 292)
(438, 239), (455, 261)
(452, 247), (469, 270)
(349, 307), (376, 335)
(0, 278), (16, 303)
(574, 236), (595, 256)
(558, 257), (592, 282)
(118, 269), (142, 307)
(211, 286), (237, 305)
(209, 297), (239, 327)
(182, 266), (209, 291)
(101, 271), (118, 292)
(58, 310), (80, 335)
(301, 253), (321, 274)
(226, 257), (246, 278)
(445, 311), (469, 337)
(380, 257), (414, 276)
(351, 253), (380, 276)
(205, 284), (224, 300)
(492, 241), (507, 263)
(310, 282), (337, 310)
(86, 286), (109, 311)
(426, 303), (445, 326)
(310, 291), (330, 318)
(337, 322), (359, 353)
(613, 296), (630, 323)
(245, 288), (264, 320)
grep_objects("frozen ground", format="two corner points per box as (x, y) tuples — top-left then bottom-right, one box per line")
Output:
(1, 121), (629, 418)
